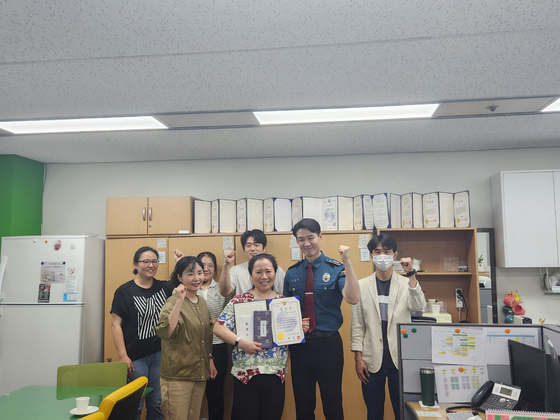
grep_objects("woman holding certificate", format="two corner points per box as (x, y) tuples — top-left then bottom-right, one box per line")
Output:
(213, 253), (309, 420)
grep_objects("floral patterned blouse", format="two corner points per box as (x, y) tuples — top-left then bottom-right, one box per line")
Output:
(217, 291), (288, 384)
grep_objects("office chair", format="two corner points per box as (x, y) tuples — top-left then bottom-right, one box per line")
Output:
(98, 376), (148, 420)
(57, 362), (128, 387)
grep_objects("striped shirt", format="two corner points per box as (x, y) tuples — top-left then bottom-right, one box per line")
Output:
(197, 279), (233, 345)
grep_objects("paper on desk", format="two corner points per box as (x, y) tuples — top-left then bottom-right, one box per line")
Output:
(414, 411), (442, 417)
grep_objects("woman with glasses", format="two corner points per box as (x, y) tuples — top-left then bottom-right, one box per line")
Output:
(110, 246), (170, 420)
(172, 250), (233, 420)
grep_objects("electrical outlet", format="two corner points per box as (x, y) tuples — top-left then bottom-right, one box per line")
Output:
(455, 288), (464, 309)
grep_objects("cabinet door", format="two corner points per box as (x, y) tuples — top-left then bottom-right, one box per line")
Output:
(168, 236), (231, 279)
(104, 238), (170, 363)
(106, 197), (148, 235)
(502, 172), (558, 267)
(148, 197), (193, 235)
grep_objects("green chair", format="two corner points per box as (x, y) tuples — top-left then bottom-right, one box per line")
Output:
(57, 362), (128, 387)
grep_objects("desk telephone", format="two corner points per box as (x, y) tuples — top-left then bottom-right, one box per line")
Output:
(471, 380), (521, 411)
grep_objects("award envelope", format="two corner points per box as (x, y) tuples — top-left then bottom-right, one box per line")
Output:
(253, 310), (273, 349)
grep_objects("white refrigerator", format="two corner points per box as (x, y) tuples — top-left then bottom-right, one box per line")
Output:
(0, 236), (104, 395)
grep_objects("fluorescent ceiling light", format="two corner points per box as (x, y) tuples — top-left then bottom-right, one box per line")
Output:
(541, 98), (560, 113)
(0, 116), (167, 134)
(253, 104), (440, 125)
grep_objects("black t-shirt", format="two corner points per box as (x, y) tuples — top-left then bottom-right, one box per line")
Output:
(110, 279), (172, 361)
(376, 277), (396, 369)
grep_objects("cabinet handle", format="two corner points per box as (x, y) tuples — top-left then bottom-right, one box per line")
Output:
(106, 357), (112, 362)
(142, 207), (146, 221)
(148, 207), (152, 221)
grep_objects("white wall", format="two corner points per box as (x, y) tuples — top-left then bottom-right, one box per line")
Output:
(42, 147), (560, 323)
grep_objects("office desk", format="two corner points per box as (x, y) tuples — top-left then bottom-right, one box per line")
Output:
(407, 402), (485, 419)
(0, 386), (118, 420)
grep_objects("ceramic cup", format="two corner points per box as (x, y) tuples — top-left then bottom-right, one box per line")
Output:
(512, 304), (525, 315)
(503, 295), (516, 307)
(76, 397), (90, 413)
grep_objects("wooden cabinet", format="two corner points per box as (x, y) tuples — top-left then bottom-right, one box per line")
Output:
(103, 238), (171, 364)
(377, 228), (480, 323)
(106, 197), (193, 235)
(491, 171), (560, 267)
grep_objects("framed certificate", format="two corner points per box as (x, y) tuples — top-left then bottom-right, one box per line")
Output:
(268, 297), (305, 346)
(233, 300), (267, 341)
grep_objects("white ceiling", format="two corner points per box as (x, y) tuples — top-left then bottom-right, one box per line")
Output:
(1, 0), (560, 163)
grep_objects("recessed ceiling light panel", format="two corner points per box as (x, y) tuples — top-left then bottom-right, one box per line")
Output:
(541, 98), (560, 113)
(253, 104), (439, 125)
(0, 116), (167, 134)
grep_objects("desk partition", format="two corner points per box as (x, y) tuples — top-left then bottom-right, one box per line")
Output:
(397, 323), (560, 420)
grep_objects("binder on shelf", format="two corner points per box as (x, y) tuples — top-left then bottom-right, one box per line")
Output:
(302, 197), (323, 226)
(263, 198), (274, 232)
(322, 196), (338, 231)
(263, 198), (292, 232)
(362, 195), (374, 230)
(273, 198), (292, 232)
(389, 193), (402, 229)
(401, 193), (413, 228)
(353, 195), (364, 231)
(454, 190), (471, 227)
(218, 199), (237, 233)
(194, 200), (212, 234)
(236, 199), (247, 233)
(211, 200), (219, 233)
(246, 198), (264, 231)
(291, 197), (303, 227)
(372, 193), (390, 229)
(338, 196), (354, 231)
(412, 193), (423, 228)
(422, 192), (440, 228)
(439, 192), (454, 228)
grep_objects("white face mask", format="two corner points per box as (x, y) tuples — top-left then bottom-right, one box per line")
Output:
(372, 254), (394, 271)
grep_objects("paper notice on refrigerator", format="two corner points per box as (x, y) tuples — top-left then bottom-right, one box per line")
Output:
(63, 273), (78, 302)
(38, 283), (51, 303)
(0, 256), (7, 294)
(41, 261), (66, 283)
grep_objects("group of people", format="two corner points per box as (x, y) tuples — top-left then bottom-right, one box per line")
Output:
(110, 218), (426, 420)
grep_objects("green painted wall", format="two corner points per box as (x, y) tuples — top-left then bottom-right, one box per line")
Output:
(0, 155), (44, 253)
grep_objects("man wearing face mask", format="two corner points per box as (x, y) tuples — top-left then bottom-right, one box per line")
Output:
(350, 233), (425, 420)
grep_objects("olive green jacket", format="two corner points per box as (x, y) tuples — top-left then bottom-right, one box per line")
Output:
(156, 294), (213, 381)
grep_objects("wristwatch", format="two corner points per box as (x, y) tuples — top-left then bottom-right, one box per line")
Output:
(234, 336), (241, 347)
(406, 270), (417, 277)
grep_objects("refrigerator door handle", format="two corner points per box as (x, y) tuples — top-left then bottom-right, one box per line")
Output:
(142, 207), (146, 221)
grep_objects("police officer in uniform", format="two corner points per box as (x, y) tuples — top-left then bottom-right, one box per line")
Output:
(283, 218), (360, 420)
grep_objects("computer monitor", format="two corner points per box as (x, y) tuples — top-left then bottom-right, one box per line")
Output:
(508, 339), (547, 412)
(544, 337), (560, 413)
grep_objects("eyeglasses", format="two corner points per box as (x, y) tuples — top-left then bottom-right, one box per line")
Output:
(203, 264), (215, 269)
(139, 260), (159, 265)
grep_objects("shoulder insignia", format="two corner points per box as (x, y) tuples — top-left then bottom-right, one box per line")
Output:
(325, 258), (342, 267)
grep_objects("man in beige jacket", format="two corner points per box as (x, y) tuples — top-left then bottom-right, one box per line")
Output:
(350, 233), (426, 420)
